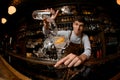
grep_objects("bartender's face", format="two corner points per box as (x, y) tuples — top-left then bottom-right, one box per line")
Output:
(73, 20), (84, 35)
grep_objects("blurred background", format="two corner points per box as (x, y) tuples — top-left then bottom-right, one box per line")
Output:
(0, 0), (120, 35)
(0, 0), (120, 80)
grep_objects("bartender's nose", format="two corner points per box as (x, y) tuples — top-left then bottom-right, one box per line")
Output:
(78, 25), (81, 29)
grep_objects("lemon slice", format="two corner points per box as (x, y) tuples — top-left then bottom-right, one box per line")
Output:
(55, 37), (65, 44)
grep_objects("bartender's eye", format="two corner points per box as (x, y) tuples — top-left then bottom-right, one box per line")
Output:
(74, 23), (84, 27)
(74, 23), (79, 26)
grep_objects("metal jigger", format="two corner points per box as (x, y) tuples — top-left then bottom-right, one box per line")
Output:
(32, 10), (51, 20)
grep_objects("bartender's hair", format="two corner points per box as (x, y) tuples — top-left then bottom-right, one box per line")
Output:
(73, 16), (86, 37)
(74, 16), (86, 24)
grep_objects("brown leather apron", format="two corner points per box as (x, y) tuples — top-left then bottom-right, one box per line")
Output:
(63, 31), (84, 57)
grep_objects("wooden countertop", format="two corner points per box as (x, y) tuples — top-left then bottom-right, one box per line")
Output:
(0, 55), (31, 80)
(110, 72), (120, 80)
(7, 50), (120, 67)
(2, 51), (120, 80)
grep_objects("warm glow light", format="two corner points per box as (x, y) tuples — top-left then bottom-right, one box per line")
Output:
(8, 6), (16, 15)
(1, 18), (7, 24)
(116, 0), (120, 5)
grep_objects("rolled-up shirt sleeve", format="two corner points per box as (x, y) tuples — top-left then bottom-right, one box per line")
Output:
(82, 35), (91, 59)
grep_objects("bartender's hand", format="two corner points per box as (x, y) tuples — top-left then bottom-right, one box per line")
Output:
(54, 53), (87, 68)
(43, 8), (59, 21)
(43, 8), (59, 28)
(43, 8), (59, 20)
(49, 8), (59, 20)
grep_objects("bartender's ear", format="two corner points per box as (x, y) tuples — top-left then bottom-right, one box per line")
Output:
(83, 24), (86, 32)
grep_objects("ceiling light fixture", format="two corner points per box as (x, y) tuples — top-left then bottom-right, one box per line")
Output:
(8, 6), (16, 15)
(116, 0), (120, 5)
(1, 18), (7, 24)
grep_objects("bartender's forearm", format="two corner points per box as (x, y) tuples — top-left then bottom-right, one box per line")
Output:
(43, 20), (49, 29)
(42, 27), (50, 35)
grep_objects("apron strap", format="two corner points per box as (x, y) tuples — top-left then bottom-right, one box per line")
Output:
(68, 31), (83, 48)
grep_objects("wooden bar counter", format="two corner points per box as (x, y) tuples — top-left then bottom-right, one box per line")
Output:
(0, 55), (31, 80)
(6, 50), (120, 67)
(2, 50), (120, 80)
